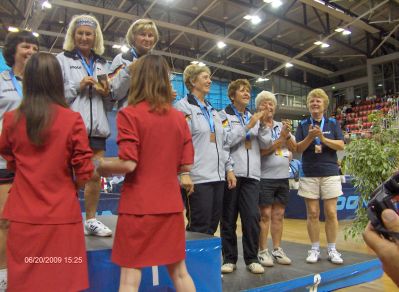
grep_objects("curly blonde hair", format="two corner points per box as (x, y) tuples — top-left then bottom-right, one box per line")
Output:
(307, 88), (329, 109)
(63, 14), (104, 55)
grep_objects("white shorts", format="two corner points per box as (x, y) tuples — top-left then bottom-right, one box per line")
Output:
(298, 176), (343, 200)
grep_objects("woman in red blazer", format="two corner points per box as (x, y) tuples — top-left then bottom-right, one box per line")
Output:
(0, 52), (93, 292)
(97, 54), (196, 292)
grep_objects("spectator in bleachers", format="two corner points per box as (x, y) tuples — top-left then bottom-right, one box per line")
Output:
(57, 14), (112, 237)
(294, 88), (345, 265)
(175, 64), (236, 236)
(255, 91), (296, 268)
(0, 30), (39, 289)
(219, 80), (271, 274)
(109, 19), (159, 108)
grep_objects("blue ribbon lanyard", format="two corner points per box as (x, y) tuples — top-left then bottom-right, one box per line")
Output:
(310, 117), (325, 145)
(192, 95), (215, 133)
(130, 48), (139, 59)
(77, 50), (95, 76)
(8, 70), (23, 98)
(231, 104), (250, 140)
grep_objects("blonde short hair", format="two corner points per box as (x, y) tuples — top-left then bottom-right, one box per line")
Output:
(255, 91), (277, 109)
(63, 14), (104, 55)
(228, 79), (251, 101)
(183, 64), (211, 92)
(126, 19), (159, 48)
(307, 88), (329, 109)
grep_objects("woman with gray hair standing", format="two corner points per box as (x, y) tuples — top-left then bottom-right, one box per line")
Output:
(255, 91), (295, 268)
(57, 14), (112, 237)
(109, 19), (159, 108)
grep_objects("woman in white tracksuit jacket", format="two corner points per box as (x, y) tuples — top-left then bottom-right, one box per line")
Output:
(109, 19), (159, 108)
(175, 64), (236, 236)
(57, 14), (112, 237)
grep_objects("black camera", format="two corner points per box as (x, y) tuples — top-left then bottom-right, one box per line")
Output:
(367, 173), (399, 241)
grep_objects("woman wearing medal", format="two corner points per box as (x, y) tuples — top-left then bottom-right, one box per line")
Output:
(294, 88), (345, 265)
(255, 91), (295, 268)
(0, 30), (39, 289)
(219, 79), (271, 274)
(57, 14), (113, 237)
(175, 63), (235, 236)
(109, 19), (159, 108)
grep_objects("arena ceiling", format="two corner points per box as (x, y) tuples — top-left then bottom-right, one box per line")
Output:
(0, 0), (399, 88)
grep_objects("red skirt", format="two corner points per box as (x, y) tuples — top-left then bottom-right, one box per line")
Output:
(112, 212), (186, 268)
(7, 221), (88, 292)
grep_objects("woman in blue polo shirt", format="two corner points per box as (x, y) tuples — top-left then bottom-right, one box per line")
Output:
(295, 88), (345, 265)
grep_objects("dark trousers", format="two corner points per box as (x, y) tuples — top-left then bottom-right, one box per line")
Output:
(221, 177), (260, 265)
(184, 181), (225, 235)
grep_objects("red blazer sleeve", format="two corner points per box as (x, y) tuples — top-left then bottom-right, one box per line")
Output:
(70, 114), (94, 182)
(0, 113), (16, 171)
(180, 114), (194, 166)
(117, 109), (139, 162)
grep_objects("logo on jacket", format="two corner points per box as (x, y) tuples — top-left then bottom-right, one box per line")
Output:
(70, 65), (82, 69)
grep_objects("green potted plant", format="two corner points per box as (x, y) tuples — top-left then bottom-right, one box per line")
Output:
(343, 110), (399, 239)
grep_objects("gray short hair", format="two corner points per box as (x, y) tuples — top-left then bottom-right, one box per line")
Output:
(255, 91), (277, 109)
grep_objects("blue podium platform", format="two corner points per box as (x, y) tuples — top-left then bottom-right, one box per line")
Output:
(83, 217), (382, 291)
(222, 240), (382, 292)
(83, 216), (222, 292)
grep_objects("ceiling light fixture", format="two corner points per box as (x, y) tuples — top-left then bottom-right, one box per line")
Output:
(342, 29), (351, 35)
(8, 26), (19, 32)
(263, 0), (282, 8)
(32, 32), (39, 37)
(112, 44), (121, 49)
(217, 41), (226, 49)
(285, 62), (293, 68)
(320, 43), (330, 48)
(256, 77), (269, 83)
(121, 45), (129, 53)
(335, 27), (351, 35)
(243, 15), (262, 25)
(191, 61), (205, 67)
(41, 0), (52, 9)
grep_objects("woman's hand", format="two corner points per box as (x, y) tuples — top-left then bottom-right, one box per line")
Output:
(227, 170), (237, 189)
(247, 110), (265, 130)
(180, 173), (194, 195)
(363, 209), (399, 287)
(79, 76), (97, 92)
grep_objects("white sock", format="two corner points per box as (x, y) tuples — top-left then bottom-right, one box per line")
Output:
(328, 243), (336, 251)
(311, 242), (320, 251)
(0, 268), (7, 280)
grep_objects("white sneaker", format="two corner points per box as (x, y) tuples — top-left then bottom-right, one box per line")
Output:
(328, 249), (343, 265)
(247, 262), (265, 274)
(271, 247), (292, 265)
(306, 249), (320, 263)
(221, 263), (236, 274)
(258, 249), (274, 267)
(84, 218), (112, 237)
